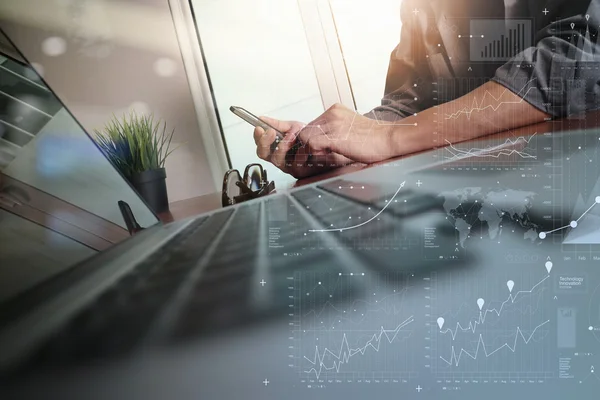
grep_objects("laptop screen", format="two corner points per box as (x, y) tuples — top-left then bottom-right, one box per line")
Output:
(0, 33), (159, 304)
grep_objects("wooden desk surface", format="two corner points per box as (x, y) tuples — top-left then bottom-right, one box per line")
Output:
(159, 112), (600, 223)
(158, 192), (222, 223)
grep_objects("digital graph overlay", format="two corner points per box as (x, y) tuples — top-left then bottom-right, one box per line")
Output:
(443, 79), (537, 121)
(295, 182), (424, 252)
(430, 262), (554, 379)
(291, 272), (417, 383)
(539, 195), (600, 242)
(443, 133), (538, 162)
(295, 100), (420, 153)
(588, 283), (600, 343)
(470, 19), (533, 61)
(433, 77), (551, 168)
(307, 181), (406, 233)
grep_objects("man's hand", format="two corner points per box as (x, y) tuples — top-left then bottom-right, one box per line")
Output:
(253, 81), (549, 180)
(296, 104), (397, 164)
(253, 115), (355, 179)
(253, 105), (396, 178)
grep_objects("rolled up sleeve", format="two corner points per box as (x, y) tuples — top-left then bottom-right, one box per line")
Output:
(493, 14), (600, 117)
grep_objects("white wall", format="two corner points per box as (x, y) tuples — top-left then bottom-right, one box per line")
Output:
(0, 0), (216, 202)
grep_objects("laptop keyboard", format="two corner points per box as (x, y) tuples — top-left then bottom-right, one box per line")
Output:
(27, 212), (231, 364)
(19, 181), (454, 372)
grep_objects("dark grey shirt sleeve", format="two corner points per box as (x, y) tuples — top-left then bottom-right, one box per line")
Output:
(364, 0), (435, 122)
(493, 10), (600, 117)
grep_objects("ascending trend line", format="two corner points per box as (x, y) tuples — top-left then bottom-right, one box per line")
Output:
(444, 133), (537, 161)
(308, 181), (406, 233)
(441, 275), (549, 339)
(299, 102), (419, 149)
(304, 315), (414, 379)
(372, 112), (419, 126)
(444, 79), (537, 120)
(439, 319), (550, 366)
(540, 196), (600, 239)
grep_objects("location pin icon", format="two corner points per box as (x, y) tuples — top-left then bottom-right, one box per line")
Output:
(477, 298), (485, 310)
(571, 22), (576, 29)
(507, 280), (514, 293)
(437, 317), (445, 330)
(545, 261), (553, 274)
(586, 14), (590, 21)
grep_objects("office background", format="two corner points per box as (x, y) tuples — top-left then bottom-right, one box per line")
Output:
(0, 0), (402, 198)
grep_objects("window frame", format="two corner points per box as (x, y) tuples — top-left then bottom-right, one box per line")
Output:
(170, 0), (357, 189)
(168, 0), (232, 193)
(296, 0), (356, 110)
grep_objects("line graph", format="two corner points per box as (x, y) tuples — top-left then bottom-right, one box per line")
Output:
(443, 79), (537, 120)
(441, 275), (549, 339)
(444, 133), (538, 161)
(294, 272), (417, 383)
(372, 111), (419, 126)
(539, 195), (600, 239)
(308, 181), (406, 233)
(304, 316), (414, 378)
(431, 265), (554, 378)
(439, 319), (550, 366)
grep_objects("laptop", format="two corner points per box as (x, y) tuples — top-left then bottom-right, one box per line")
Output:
(1, 34), (600, 400)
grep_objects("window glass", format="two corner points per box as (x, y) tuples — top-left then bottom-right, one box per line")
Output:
(0, 56), (158, 303)
(329, 0), (404, 114)
(191, 0), (324, 187)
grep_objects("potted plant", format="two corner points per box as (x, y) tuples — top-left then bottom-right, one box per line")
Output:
(94, 112), (175, 214)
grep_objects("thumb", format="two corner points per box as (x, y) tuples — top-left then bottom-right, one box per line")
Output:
(258, 116), (294, 133)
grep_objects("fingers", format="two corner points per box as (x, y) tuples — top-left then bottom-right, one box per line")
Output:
(305, 134), (335, 154)
(270, 129), (298, 169)
(253, 126), (276, 161)
(258, 116), (295, 133)
(253, 116), (310, 175)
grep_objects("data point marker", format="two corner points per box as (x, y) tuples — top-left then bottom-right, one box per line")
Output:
(507, 280), (514, 292)
(477, 298), (485, 310)
(437, 317), (445, 329)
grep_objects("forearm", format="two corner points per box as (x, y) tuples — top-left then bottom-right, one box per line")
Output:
(388, 81), (549, 156)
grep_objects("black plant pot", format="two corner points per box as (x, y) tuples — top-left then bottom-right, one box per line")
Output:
(128, 168), (169, 214)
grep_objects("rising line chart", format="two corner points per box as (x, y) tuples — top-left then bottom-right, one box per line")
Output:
(434, 264), (553, 372)
(303, 315), (415, 379)
(440, 274), (550, 339)
(443, 133), (538, 161)
(439, 319), (550, 366)
(307, 181), (406, 233)
(443, 79), (537, 120)
(539, 195), (600, 239)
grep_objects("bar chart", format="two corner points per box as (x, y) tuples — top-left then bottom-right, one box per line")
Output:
(470, 19), (532, 61)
